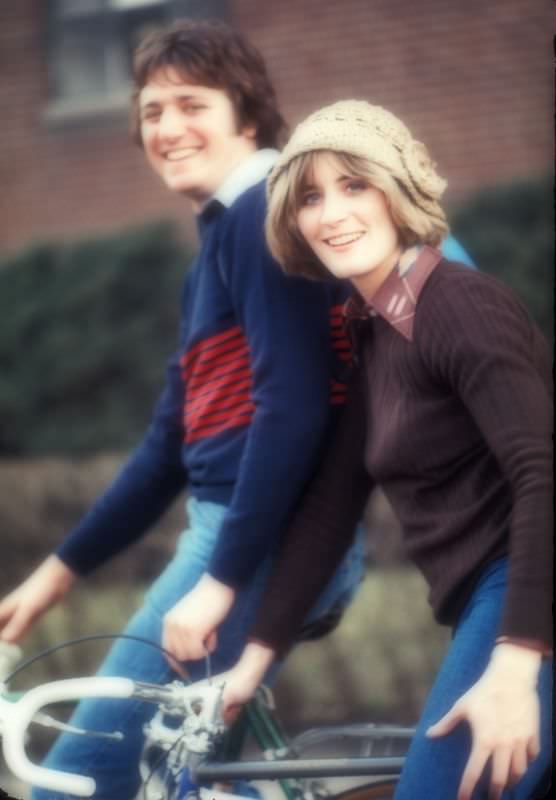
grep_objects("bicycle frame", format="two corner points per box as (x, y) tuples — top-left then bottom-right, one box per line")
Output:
(193, 697), (407, 784)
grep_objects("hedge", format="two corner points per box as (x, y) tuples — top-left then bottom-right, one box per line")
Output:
(0, 221), (193, 455)
(450, 174), (553, 344)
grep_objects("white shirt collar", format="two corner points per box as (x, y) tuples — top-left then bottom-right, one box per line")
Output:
(214, 148), (279, 208)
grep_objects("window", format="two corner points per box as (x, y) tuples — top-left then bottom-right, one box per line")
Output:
(46, 0), (226, 122)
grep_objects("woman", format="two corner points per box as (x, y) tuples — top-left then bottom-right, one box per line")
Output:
(216, 101), (553, 800)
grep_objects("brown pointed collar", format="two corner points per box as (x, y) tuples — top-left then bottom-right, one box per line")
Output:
(344, 245), (443, 341)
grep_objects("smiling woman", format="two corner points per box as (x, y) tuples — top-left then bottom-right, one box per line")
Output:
(295, 154), (402, 297)
(216, 100), (553, 800)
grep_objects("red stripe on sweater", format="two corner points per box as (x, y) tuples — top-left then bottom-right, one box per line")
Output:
(183, 342), (250, 380)
(186, 407), (254, 443)
(187, 354), (252, 390)
(181, 326), (245, 370)
(187, 397), (255, 433)
(185, 386), (254, 418)
(182, 340), (250, 383)
(187, 366), (253, 399)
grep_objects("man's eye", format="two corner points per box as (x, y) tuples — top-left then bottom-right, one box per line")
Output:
(141, 111), (160, 122)
(182, 103), (208, 113)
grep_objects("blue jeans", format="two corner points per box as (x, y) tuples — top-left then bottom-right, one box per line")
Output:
(32, 497), (365, 799)
(395, 559), (552, 800)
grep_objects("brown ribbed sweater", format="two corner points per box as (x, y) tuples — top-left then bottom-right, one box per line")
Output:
(251, 249), (553, 655)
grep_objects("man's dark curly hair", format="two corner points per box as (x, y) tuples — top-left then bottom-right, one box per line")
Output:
(130, 19), (288, 149)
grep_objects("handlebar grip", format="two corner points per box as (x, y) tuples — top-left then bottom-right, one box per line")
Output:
(1, 676), (135, 797)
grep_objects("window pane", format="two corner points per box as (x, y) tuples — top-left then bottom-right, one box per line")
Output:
(55, 0), (106, 18)
(50, 17), (109, 99)
(110, 0), (165, 8)
(114, 4), (167, 79)
(47, 0), (226, 114)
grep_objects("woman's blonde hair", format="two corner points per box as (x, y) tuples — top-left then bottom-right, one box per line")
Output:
(266, 150), (449, 280)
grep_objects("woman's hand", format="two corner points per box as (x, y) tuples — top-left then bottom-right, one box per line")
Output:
(217, 642), (276, 724)
(427, 642), (543, 800)
(0, 555), (77, 642)
(162, 573), (236, 669)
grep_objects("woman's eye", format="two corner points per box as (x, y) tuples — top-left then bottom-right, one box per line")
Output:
(300, 191), (321, 206)
(346, 179), (368, 193)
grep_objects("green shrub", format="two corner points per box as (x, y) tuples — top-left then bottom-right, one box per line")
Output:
(0, 222), (193, 455)
(450, 174), (554, 345)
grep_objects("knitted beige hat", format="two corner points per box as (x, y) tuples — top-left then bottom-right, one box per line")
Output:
(268, 100), (447, 221)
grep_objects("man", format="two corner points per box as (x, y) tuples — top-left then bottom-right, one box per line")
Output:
(0, 19), (473, 799)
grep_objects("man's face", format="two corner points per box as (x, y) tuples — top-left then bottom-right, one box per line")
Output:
(139, 68), (257, 210)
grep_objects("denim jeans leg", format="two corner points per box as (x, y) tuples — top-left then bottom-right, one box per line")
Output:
(303, 522), (366, 623)
(31, 498), (229, 800)
(394, 559), (552, 800)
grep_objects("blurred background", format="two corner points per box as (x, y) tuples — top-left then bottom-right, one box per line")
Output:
(0, 0), (553, 752)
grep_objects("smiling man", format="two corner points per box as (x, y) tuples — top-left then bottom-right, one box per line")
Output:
(139, 77), (258, 205)
(0, 21), (368, 800)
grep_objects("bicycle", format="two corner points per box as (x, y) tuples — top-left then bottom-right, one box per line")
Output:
(0, 638), (413, 800)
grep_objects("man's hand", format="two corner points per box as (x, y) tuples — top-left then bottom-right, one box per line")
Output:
(162, 573), (236, 668)
(427, 642), (542, 800)
(0, 555), (76, 642)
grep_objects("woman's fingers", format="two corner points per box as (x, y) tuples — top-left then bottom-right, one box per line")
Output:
(457, 743), (490, 800)
(488, 745), (513, 800)
(426, 701), (464, 738)
(508, 741), (529, 786)
(526, 732), (540, 762)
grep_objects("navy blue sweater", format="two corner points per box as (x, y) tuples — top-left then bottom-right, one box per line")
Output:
(56, 181), (352, 586)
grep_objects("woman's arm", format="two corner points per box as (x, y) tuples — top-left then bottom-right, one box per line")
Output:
(418, 269), (552, 798)
(249, 363), (374, 656)
(419, 269), (553, 648)
(219, 641), (277, 722)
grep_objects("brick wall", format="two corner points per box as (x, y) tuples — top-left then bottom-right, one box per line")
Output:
(234, 0), (553, 196)
(1, 0), (552, 253)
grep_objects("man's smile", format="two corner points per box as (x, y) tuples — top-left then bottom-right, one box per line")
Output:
(163, 147), (201, 162)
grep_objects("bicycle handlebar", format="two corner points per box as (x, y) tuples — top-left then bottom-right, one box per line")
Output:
(0, 676), (135, 797)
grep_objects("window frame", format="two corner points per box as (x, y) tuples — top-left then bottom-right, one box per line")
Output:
(44, 0), (226, 126)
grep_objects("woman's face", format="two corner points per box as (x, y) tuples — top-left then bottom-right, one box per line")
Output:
(296, 152), (402, 298)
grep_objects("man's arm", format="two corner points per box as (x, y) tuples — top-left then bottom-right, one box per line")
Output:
(205, 186), (350, 586)
(160, 183), (352, 664)
(56, 352), (188, 574)
(1, 295), (189, 642)
(1, 360), (188, 639)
